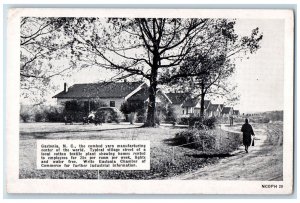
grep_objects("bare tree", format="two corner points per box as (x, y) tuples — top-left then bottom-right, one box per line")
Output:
(168, 22), (263, 117)
(20, 17), (74, 104)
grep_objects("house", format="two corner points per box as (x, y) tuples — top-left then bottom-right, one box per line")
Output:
(219, 104), (224, 112)
(221, 107), (234, 117)
(206, 104), (222, 117)
(233, 110), (240, 116)
(53, 82), (171, 112)
(127, 85), (172, 106)
(166, 92), (211, 117)
(181, 97), (201, 117)
(166, 93), (191, 117)
(194, 100), (211, 116)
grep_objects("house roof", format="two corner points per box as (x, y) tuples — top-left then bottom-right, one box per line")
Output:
(207, 104), (220, 112)
(53, 82), (144, 99)
(233, 110), (240, 115)
(127, 85), (149, 101)
(182, 97), (199, 107)
(203, 100), (211, 109)
(222, 107), (233, 114)
(166, 93), (191, 105)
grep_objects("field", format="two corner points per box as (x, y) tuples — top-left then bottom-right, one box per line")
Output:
(19, 122), (242, 179)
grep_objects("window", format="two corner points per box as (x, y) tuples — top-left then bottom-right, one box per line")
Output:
(182, 110), (185, 114)
(110, 101), (115, 107)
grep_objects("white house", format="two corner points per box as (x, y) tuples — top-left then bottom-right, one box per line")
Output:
(53, 82), (172, 111)
(206, 104), (222, 117)
(166, 93), (212, 118)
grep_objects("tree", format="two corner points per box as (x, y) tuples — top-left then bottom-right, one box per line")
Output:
(20, 17), (74, 104)
(68, 18), (232, 126)
(21, 17), (262, 126)
(166, 21), (263, 117)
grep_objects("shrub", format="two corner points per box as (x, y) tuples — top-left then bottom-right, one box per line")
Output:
(20, 112), (31, 123)
(34, 112), (44, 122)
(261, 117), (270, 123)
(178, 117), (200, 126)
(165, 105), (179, 124)
(152, 104), (167, 125)
(121, 101), (146, 123)
(128, 112), (137, 124)
(136, 108), (147, 123)
(203, 117), (217, 129)
(95, 108), (122, 123)
(120, 101), (144, 114)
(179, 116), (217, 129)
(20, 104), (33, 122)
(45, 106), (64, 122)
(174, 129), (216, 151)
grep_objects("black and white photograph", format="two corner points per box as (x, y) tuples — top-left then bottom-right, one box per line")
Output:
(6, 8), (294, 194)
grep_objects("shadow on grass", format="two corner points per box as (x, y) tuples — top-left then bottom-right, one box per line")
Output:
(163, 137), (187, 146)
(163, 137), (241, 158)
(20, 126), (142, 139)
(185, 153), (234, 158)
(163, 137), (206, 151)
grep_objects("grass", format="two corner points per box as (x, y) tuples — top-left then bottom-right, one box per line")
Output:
(19, 122), (243, 179)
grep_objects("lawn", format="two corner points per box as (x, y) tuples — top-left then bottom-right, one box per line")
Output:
(19, 122), (242, 179)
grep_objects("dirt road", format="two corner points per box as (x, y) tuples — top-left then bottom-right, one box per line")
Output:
(171, 124), (283, 181)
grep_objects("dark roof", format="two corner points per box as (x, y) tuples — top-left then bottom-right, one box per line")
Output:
(53, 82), (144, 99)
(127, 84), (148, 101)
(222, 107), (233, 114)
(203, 100), (211, 109)
(166, 93), (191, 105)
(194, 100), (210, 109)
(207, 104), (219, 112)
(182, 97), (199, 107)
(128, 87), (171, 103)
(233, 110), (240, 115)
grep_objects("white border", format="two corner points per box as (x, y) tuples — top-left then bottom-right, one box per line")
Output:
(6, 8), (294, 194)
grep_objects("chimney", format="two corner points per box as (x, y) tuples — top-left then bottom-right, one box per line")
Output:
(64, 83), (68, 93)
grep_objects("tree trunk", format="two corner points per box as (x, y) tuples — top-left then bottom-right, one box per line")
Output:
(144, 82), (157, 127)
(200, 82), (206, 121)
(144, 50), (159, 127)
(200, 93), (205, 119)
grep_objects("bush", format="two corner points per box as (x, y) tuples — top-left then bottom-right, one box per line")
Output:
(203, 117), (217, 129)
(179, 117), (199, 126)
(165, 105), (179, 124)
(63, 100), (108, 123)
(175, 129), (216, 151)
(128, 112), (137, 124)
(179, 116), (217, 129)
(34, 112), (44, 122)
(155, 105), (167, 125)
(120, 101), (144, 114)
(136, 108), (147, 123)
(20, 112), (31, 123)
(45, 106), (65, 122)
(95, 107), (122, 124)
(261, 117), (270, 123)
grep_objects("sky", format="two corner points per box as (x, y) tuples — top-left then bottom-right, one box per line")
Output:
(233, 19), (284, 113)
(40, 18), (285, 113)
